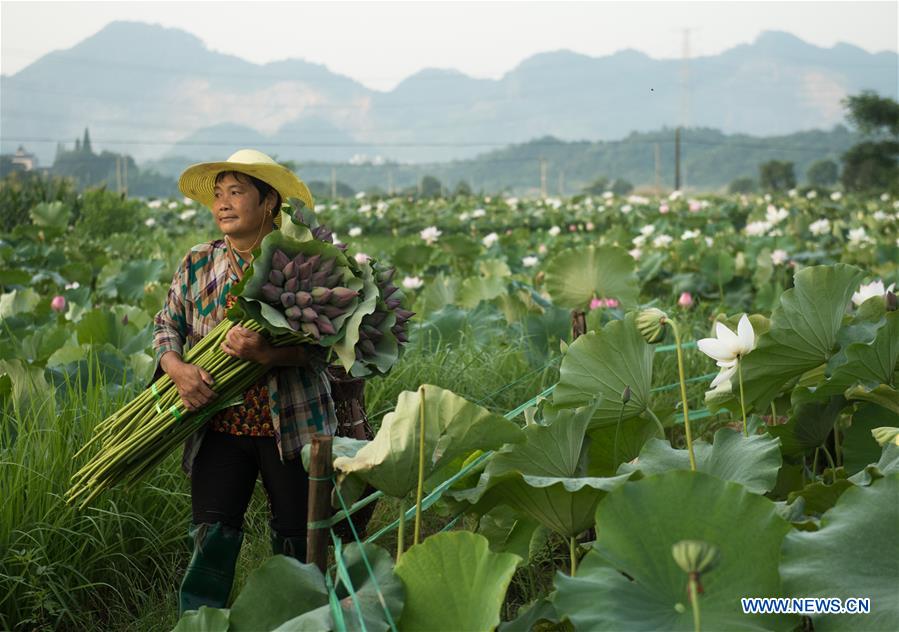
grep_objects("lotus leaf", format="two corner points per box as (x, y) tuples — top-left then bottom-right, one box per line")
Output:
(780, 473), (899, 631)
(551, 470), (795, 631)
(332, 384), (524, 499)
(394, 531), (519, 632)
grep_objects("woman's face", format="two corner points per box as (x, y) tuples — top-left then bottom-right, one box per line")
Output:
(212, 172), (273, 239)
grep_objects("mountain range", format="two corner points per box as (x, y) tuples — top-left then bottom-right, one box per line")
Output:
(1, 21), (896, 166)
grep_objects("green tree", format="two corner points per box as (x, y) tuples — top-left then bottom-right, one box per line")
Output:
(758, 160), (796, 191)
(728, 176), (757, 194)
(806, 159), (839, 187)
(840, 91), (899, 193)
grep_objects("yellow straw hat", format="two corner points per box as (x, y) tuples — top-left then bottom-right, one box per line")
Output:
(178, 149), (314, 228)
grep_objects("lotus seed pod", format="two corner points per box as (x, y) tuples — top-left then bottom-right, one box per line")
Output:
(315, 314), (336, 335)
(295, 291), (313, 308)
(285, 305), (303, 320)
(272, 249), (290, 270)
(359, 339), (377, 356)
(636, 308), (669, 344)
(672, 540), (719, 575)
(318, 258), (336, 276)
(318, 304), (345, 319)
(302, 321), (320, 339)
(298, 260), (315, 278)
(311, 287), (332, 304)
(330, 287), (358, 307)
(287, 318), (301, 331)
(269, 270), (285, 286)
(281, 292), (296, 308)
(284, 277), (300, 293)
(310, 270), (329, 287)
(261, 283), (282, 303)
(872, 426), (899, 447)
(301, 307), (318, 322)
(325, 272), (342, 287)
(300, 278), (312, 291)
(385, 297), (402, 310)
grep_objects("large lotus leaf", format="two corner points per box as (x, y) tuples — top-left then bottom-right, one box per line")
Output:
(394, 532), (520, 632)
(172, 606), (229, 632)
(275, 542), (404, 632)
(553, 313), (653, 427)
(332, 384), (524, 498)
(453, 404), (633, 537)
(544, 244), (640, 309)
(780, 473), (899, 632)
(333, 262), (379, 372)
(707, 264), (865, 414)
(617, 428), (782, 494)
(228, 555), (329, 631)
(229, 230), (362, 342)
(552, 471), (795, 631)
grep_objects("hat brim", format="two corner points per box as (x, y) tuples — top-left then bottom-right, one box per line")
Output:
(178, 160), (314, 217)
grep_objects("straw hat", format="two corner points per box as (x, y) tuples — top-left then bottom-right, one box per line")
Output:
(178, 149), (313, 228)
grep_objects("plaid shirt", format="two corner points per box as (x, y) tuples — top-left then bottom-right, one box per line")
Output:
(153, 238), (338, 476)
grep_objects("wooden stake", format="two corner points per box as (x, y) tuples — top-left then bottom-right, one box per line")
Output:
(306, 434), (333, 572)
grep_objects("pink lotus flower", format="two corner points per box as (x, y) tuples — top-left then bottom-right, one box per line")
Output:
(51, 295), (66, 312)
(678, 292), (694, 308)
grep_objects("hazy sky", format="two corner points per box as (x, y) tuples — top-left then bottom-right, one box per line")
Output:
(2, 0), (897, 91)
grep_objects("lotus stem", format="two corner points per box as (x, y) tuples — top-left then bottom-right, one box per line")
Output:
(688, 575), (702, 632)
(738, 359), (748, 437)
(570, 536), (578, 576)
(414, 387), (426, 546)
(670, 320), (696, 471)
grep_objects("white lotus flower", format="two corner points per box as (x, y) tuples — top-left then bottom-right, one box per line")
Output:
(482, 232), (499, 247)
(770, 249), (789, 266)
(809, 218), (831, 236)
(852, 280), (896, 306)
(522, 255), (539, 268)
(402, 276), (424, 290)
(697, 314), (756, 389)
(348, 226), (362, 237)
(548, 225), (561, 237)
(419, 226), (442, 244)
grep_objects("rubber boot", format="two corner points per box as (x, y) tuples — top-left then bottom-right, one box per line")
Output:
(271, 531), (307, 563)
(178, 522), (244, 616)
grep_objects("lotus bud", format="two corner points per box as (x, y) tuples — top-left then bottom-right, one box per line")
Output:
(272, 249), (290, 270)
(283, 261), (297, 279)
(315, 314), (336, 335)
(385, 297), (402, 310)
(302, 321), (320, 339)
(284, 278), (300, 293)
(318, 304), (346, 319)
(269, 270), (285, 286)
(51, 295), (67, 313)
(303, 307), (318, 323)
(311, 270), (329, 287)
(672, 540), (719, 576)
(636, 308), (669, 344)
(311, 287), (332, 304)
(261, 283), (282, 303)
(325, 272), (342, 287)
(285, 305), (303, 320)
(359, 339), (377, 356)
(281, 292), (296, 308)
(318, 258), (336, 276)
(872, 427), (899, 447)
(330, 287), (358, 307)
(295, 291), (313, 308)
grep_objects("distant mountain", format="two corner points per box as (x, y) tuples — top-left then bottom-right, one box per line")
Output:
(2, 22), (895, 166)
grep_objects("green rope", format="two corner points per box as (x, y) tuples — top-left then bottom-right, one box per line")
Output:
(330, 531), (368, 632)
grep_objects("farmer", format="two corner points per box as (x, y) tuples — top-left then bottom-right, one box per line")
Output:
(152, 149), (338, 615)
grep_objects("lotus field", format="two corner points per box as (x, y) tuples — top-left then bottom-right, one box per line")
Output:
(2, 187), (898, 631)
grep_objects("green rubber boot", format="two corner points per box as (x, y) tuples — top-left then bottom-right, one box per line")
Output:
(178, 522), (244, 616)
(271, 531), (307, 563)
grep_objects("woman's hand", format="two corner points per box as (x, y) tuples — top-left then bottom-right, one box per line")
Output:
(221, 325), (273, 366)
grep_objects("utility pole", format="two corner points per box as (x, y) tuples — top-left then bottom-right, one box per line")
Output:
(539, 158), (547, 198)
(330, 166), (337, 199)
(654, 142), (661, 193)
(674, 128), (681, 192)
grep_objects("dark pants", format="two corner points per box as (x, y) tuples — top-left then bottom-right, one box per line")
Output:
(191, 430), (309, 537)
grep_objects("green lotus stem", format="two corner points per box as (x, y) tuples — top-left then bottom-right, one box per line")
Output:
(738, 359), (748, 437)
(414, 387), (426, 546)
(821, 443), (837, 474)
(669, 320), (696, 471)
(570, 537), (578, 576)
(397, 498), (406, 561)
(688, 575), (702, 632)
